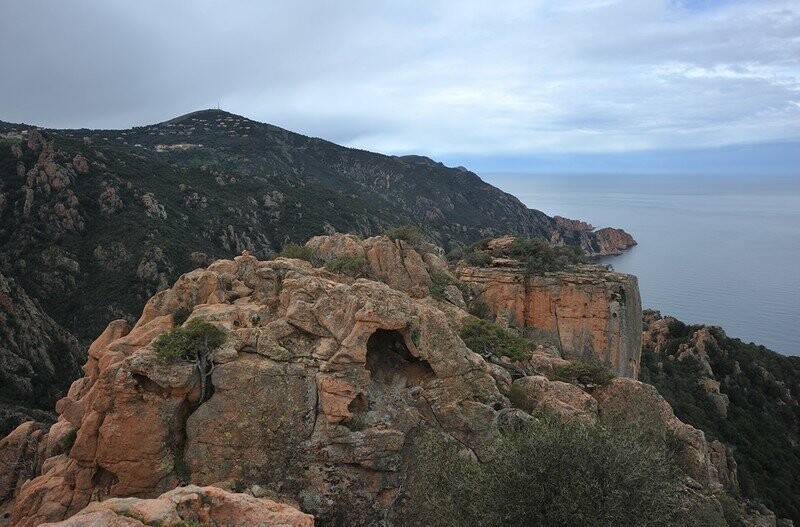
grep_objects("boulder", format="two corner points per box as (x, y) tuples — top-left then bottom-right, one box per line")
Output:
(511, 375), (597, 423)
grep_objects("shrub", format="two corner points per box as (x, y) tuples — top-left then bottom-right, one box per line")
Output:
(60, 428), (78, 454)
(384, 225), (423, 246)
(667, 318), (690, 339)
(468, 301), (492, 320)
(405, 419), (704, 527)
(279, 243), (313, 262)
(429, 270), (453, 301)
(507, 238), (586, 275)
(552, 361), (615, 387)
(718, 493), (747, 527)
(444, 246), (465, 262)
(343, 416), (365, 432)
(152, 318), (226, 363)
(324, 255), (369, 277)
(172, 306), (191, 326)
(460, 319), (530, 361)
(469, 238), (492, 251)
(464, 251), (492, 267)
(174, 445), (191, 484)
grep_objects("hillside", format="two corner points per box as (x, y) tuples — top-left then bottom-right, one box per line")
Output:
(640, 310), (800, 523)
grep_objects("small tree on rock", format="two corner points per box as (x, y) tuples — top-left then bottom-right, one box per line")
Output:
(152, 318), (226, 403)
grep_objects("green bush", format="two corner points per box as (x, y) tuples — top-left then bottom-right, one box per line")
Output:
(324, 254), (369, 277)
(343, 416), (365, 432)
(464, 251), (492, 267)
(384, 225), (423, 245)
(718, 493), (747, 527)
(174, 444), (191, 484)
(406, 419), (705, 527)
(429, 270), (454, 301)
(444, 246), (465, 262)
(501, 238), (586, 275)
(460, 319), (530, 360)
(552, 361), (615, 387)
(152, 318), (226, 363)
(468, 301), (492, 320)
(172, 306), (191, 326)
(279, 243), (313, 261)
(60, 428), (78, 454)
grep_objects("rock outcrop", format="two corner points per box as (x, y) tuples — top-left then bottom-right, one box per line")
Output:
(40, 485), (313, 527)
(591, 227), (637, 255)
(458, 264), (642, 378)
(2, 238), (504, 526)
(0, 236), (736, 527)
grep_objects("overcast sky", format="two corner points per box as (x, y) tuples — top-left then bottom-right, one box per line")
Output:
(1, 0), (798, 174)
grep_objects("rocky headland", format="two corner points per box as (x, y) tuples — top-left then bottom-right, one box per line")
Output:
(2, 234), (774, 527)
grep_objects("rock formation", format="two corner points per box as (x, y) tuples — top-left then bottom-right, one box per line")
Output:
(39, 486), (313, 527)
(458, 264), (642, 378)
(0, 235), (740, 526)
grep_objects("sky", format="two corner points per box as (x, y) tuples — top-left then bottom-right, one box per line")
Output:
(1, 0), (798, 175)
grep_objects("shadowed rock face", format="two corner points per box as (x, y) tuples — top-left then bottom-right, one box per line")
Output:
(0, 235), (731, 527)
(0, 272), (83, 436)
(458, 265), (642, 378)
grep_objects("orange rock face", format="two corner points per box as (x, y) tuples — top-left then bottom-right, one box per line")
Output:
(458, 264), (642, 378)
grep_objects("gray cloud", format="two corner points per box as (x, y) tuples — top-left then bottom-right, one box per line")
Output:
(1, 0), (797, 157)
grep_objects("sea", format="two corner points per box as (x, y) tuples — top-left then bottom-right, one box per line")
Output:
(482, 173), (800, 357)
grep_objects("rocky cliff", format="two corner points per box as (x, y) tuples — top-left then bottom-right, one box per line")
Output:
(0, 236), (744, 527)
(458, 264), (642, 378)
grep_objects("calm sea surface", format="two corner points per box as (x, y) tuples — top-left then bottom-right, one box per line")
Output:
(482, 173), (800, 356)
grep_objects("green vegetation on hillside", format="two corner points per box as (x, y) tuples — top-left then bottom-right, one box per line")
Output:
(453, 237), (587, 275)
(552, 361), (615, 387)
(324, 254), (370, 277)
(460, 319), (530, 360)
(384, 224), (424, 246)
(406, 419), (723, 527)
(640, 313), (800, 522)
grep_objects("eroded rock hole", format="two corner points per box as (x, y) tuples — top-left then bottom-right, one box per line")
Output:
(348, 393), (368, 414)
(132, 373), (171, 397)
(366, 329), (434, 387)
(91, 466), (119, 499)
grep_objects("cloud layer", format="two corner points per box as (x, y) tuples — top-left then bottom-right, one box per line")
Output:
(1, 0), (798, 162)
